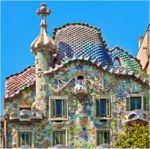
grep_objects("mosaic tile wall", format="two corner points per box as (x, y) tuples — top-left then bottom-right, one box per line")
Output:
(5, 61), (149, 148)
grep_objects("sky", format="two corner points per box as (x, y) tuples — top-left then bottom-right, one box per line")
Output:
(1, 1), (149, 115)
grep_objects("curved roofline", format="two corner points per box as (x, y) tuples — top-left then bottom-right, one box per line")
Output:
(109, 46), (143, 68)
(5, 58), (149, 99)
(52, 22), (109, 51)
(4, 58), (149, 99)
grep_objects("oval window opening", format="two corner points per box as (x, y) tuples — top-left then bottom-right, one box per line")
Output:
(77, 76), (84, 80)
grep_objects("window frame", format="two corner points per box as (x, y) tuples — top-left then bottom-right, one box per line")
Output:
(95, 96), (111, 119)
(126, 94), (144, 111)
(51, 130), (67, 146)
(17, 130), (33, 148)
(49, 96), (68, 120)
(96, 129), (111, 145)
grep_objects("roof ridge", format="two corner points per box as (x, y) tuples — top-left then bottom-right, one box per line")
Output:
(6, 65), (35, 80)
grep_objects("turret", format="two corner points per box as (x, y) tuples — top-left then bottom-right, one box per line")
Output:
(31, 3), (57, 117)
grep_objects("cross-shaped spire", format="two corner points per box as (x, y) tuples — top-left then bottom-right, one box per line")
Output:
(37, 3), (51, 17)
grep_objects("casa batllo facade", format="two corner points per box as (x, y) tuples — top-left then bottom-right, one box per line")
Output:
(1, 3), (149, 148)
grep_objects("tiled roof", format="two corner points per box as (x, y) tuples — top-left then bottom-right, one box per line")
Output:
(5, 66), (35, 98)
(54, 23), (113, 66)
(5, 23), (149, 99)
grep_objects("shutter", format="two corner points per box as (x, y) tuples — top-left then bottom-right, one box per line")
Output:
(96, 100), (100, 117)
(106, 99), (110, 116)
(126, 98), (130, 111)
(51, 100), (55, 117)
(143, 96), (149, 111)
(62, 100), (66, 117)
(99, 131), (103, 145)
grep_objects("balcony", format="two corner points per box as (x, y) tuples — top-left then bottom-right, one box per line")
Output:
(73, 79), (88, 99)
(31, 109), (43, 119)
(10, 109), (43, 121)
(10, 111), (19, 120)
(125, 110), (149, 124)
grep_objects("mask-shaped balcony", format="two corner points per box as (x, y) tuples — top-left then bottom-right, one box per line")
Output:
(10, 109), (43, 121)
(125, 110), (149, 124)
(31, 109), (43, 120)
(20, 110), (31, 121)
(73, 75), (88, 99)
(10, 110), (19, 120)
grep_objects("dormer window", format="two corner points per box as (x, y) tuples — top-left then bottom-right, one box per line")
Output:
(113, 56), (123, 67)
(114, 59), (120, 66)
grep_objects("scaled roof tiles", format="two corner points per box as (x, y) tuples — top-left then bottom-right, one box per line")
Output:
(5, 23), (149, 99)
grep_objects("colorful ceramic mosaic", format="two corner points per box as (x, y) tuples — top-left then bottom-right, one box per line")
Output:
(2, 3), (149, 148)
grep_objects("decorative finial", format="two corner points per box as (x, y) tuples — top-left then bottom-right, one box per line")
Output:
(37, 3), (51, 17)
(31, 3), (57, 54)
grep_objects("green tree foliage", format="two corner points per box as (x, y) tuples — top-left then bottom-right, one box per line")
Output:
(116, 124), (150, 148)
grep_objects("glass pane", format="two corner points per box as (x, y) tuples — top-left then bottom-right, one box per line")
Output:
(26, 133), (29, 145)
(130, 97), (141, 110)
(53, 131), (65, 145)
(100, 99), (106, 116)
(60, 132), (65, 145)
(56, 100), (62, 117)
(53, 132), (59, 145)
(22, 133), (25, 146)
(104, 131), (110, 144)
(19, 132), (32, 147)
(97, 131), (103, 145)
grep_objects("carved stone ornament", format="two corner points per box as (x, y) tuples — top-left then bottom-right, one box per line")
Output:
(37, 71), (44, 78)
(40, 83), (47, 91)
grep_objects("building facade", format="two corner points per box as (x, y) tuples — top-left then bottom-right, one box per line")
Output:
(137, 25), (150, 75)
(1, 3), (150, 148)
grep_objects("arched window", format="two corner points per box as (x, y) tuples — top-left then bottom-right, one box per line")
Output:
(113, 56), (122, 66)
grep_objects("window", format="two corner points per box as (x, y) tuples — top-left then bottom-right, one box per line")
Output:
(114, 59), (120, 66)
(52, 131), (66, 146)
(50, 97), (67, 119)
(97, 130), (110, 145)
(96, 99), (110, 118)
(18, 132), (32, 147)
(126, 96), (142, 111)
(76, 75), (86, 89)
